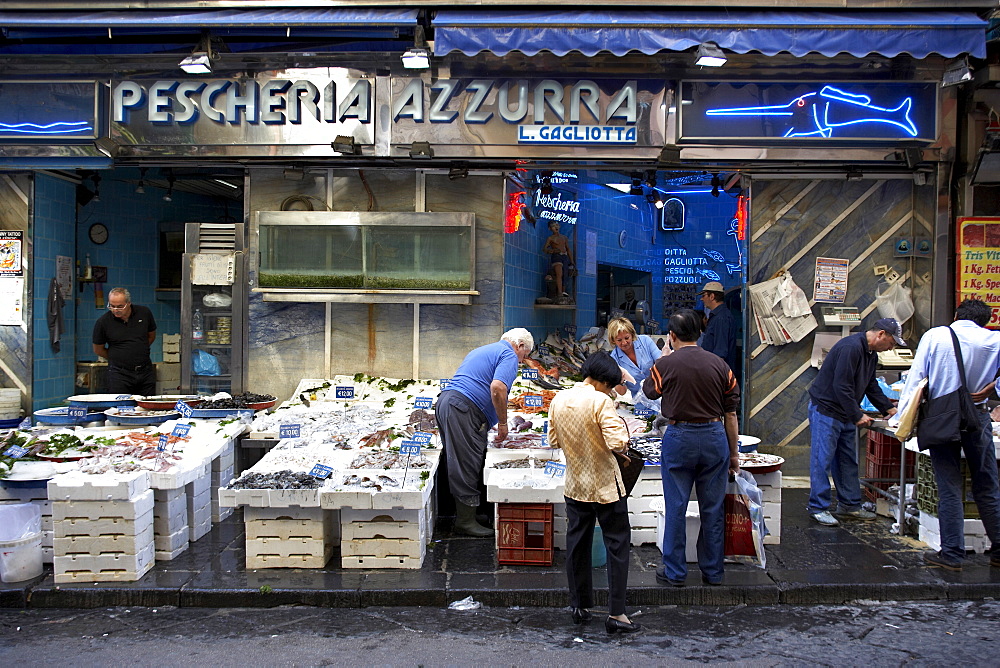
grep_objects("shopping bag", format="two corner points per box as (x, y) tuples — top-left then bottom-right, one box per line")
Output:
(723, 470), (767, 569)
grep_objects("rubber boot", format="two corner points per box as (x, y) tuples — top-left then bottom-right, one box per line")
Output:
(454, 500), (494, 537)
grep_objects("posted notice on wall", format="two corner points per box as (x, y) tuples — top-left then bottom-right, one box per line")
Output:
(0, 230), (23, 277)
(813, 256), (850, 303)
(56, 255), (73, 299)
(957, 217), (1000, 328)
(0, 277), (23, 325)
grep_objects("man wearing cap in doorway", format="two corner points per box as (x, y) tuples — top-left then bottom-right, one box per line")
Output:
(806, 317), (903, 526)
(698, 281), (737, 373)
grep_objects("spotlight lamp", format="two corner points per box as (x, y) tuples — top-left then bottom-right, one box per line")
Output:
(644, 169), (657, 188)
(448, 165), (469, 180)
(331, 135), (358, 155)
(710, 173), (721, 198)
(91, 173), (101, 202)
(179, 33), (216, 75)
(93, 137), (119, 158)
(409, 141), (434, 158)
(696, 42), (727, 67)
(941, 57), (972, 87)
(629, 172), (643, 196)
(135, 167), (146, 194)
(163, 169), (175, 202)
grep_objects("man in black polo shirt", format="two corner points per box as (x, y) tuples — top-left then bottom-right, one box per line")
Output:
(92, 287), (157, 396)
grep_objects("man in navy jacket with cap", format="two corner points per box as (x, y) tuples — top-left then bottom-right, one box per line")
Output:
(806, 317), (903, 526)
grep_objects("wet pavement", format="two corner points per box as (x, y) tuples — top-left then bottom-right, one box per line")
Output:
(2, 487), (998, 610)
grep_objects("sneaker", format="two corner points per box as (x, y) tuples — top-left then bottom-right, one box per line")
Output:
(810, 510), (840, 527)
(655, 566), (685, 587)
(835, 508), (877, 521)
(923, 550), (963, 571)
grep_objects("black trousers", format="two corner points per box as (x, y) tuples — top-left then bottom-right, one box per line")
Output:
(565, 495), (631, 616)
(107, 363), (156, 396)
(435, 390), (489, 507)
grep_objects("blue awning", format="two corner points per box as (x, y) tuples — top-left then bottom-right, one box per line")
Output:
(0, 8), (417, 39)
(433, 10), (987, 59)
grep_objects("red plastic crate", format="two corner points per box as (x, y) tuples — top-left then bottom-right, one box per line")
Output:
(867, 429), (906, 464)
(496, 503), (554, 566)
(864, 446), (916, 502)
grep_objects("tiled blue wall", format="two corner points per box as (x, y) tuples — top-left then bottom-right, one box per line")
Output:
(504, 170), (746, 339)
(32, 174), (78, 410)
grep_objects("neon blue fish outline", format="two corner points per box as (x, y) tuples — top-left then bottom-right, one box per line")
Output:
(701, 248), (726, 263)
(697, 268), (721, 281)
(705, 86), (917, 139)
(0, 120), (92, 135)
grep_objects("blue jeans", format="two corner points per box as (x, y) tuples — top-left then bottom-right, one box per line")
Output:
(659, 422), (729, 582)
(808, 402), (863, 513)
(928, 410), (1000, 562)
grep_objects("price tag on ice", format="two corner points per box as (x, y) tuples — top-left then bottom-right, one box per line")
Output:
(524, 395), (543, 408)
(538, 344), (550, 356)
(67, 406), (87, 420)
(439, 378), (450, 390)
(543, 461), (566, 478)
(521, 369), (538, 381)
(633, 406), (653, 418)
(279, 424), (301, 439)
(116, 394), (132, 401)
(174, 400), (194, 418)
(309, 463), (333, 479)
(18, 417), (31, 430)
(157, 434), (169, 452)
(3, 445), (28, 458)
(335, 386), (354, 400)
(414, 397), (432, 410)
(412, 432), (433, 444)
(171, 423), (191, 438)
(400, 441), (422, 456)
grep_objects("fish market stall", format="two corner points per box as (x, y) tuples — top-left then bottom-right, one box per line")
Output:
(223, 375), (443, 569)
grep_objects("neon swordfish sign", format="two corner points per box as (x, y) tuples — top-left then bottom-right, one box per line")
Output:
(705, 86), (917, 139)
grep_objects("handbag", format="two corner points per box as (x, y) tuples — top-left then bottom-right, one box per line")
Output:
(613, 447), (645, 496)
(916, 328), (982, 450)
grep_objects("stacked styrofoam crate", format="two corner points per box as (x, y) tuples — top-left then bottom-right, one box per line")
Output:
(918, 511), (990, 554)
(48, 471), (154, 583)
(153, 487), (189, 560)
(211, 438), (236, 522)
(754, 470), (782, 545)
(0, 486), (53, 563)
(187, 471), (212, 542)
(628, 468), (663, 546)
(245, 506), (339, 569)
(652, 499), (700, 562)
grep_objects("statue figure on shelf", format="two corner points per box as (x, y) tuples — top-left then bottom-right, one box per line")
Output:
(540, 221), (576, 305)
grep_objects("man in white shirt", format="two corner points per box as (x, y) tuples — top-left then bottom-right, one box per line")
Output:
(896, 299), (1000, 571)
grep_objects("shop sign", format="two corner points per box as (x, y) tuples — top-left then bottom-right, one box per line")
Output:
(662, 248), (717, 285)
(0, 231), (23, 277)
(956, 217), (1000, 328)
(0, 81), (99, 141)
(680, 81), (937, 143)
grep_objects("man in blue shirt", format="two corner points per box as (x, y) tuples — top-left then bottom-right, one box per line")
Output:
(698, 281), (737, 373)
(807, 317), (902, 526)
(436, 328), (534, 536)
(895, 299), (1000, 571)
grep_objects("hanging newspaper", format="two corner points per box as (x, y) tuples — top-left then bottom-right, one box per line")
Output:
(748, 273), (818, 345)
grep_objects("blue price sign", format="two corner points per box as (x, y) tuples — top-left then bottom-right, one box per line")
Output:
(414, 397), (432, 409)
(18, 417), (31, 430)
(157, 434), (169, 452)
(116, 394), (133, 400)
(174, 401), (194, 418)
(399, 441), (421, 456)
(521, 369), (539, 380)
(563, 324), (577, 336)
(309, 463), (333, 479)
(541, 436), (549, 448)
(543, 461), (566, 478)
(3, 445), (28, 458)
(538, 344), (550, 355)
(68, 406), (87, 419)
(524, 395), (543, 408)
(279, 424), (301, 439)
(633, 407), (653, 418)
(439, 379), (450, 390)
(412, 432), (433, 443)
(335, 386), (354, 400)
(171, 423), (191, 438)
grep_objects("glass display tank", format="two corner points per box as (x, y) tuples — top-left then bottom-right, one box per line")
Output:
(254, 211), (475, 291)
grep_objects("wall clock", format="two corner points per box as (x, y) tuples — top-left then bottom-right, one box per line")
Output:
(618, 229), (628, 247)
(89, 222), (109, 244)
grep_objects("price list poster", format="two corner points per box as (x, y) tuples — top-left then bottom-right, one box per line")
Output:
(957, 217), (1000, 329)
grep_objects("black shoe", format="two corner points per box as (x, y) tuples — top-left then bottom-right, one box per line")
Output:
(701, 576), (723, 586)
(605, 617), (642, 634)
(571, 608), (592, 624)
(923, 550), (963, 571)
(655, 566), (685, 587)
(989, 552), (1000, 568)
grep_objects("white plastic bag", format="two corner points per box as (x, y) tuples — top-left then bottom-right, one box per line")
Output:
(724, 470), (768, 569)
(777, 273), (811, 318)
(875, 281), (914, 324)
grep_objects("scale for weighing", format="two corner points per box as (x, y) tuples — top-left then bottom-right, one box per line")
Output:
(821, 306), (862, 337)
(878, 348), (914, 368)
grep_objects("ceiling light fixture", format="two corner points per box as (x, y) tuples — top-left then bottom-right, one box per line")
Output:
(695, 42), (727, 67)
(179, 32), (216, 74)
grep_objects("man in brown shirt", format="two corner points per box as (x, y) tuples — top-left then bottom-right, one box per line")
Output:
(643, 309), (740, 587)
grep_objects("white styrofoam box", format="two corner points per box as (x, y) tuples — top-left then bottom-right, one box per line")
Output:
(161, 333), (181, 345)
(919, 512), (987, 536)
(213, 445), (235, 472)
(918, 512), (988, 554)
(211, 465), (235, 490)
(760, 486), (782, 504)
(234, 487), (323, 508)
(149, 458), (211, 494)
(341, 553), (425, 569)
(154, 492), (188, 519)
(154, 526), (189, 552)
(155, 544), (187, 561)
(40, 514), (53, 533)
(154, 504), (188, 536)
(188, 488), (211, 513)
(342, 518), (427, 543)
(47, 470), (150, 502)
(0, 487), (48, 502)
(162, 352), (180, 363)
(154, 486), (185, 502)
(189, 516), (212, 542)
(341, 537), (425, 559)
(627, 495), (663, 514)
(246, 537), (334, 569)
(653, 500), (700, 560)
(52, 489), (154, 522)
(487, 483), (563, 504)
(751, 470), (782, 489)
(55, 510), (153, 539)
(211, 505), (234, 523)
(41, 529), (53, 549)
(630, 528), (658, 546)
(370, 480), (434, 510)
(42, 546), (53, 564)
(162, 340), (180, 353)
(244, 505), (326, 522)
(186, 473), (211, 498)
(246, 510), (335, 541)
(483, 450), (564, 486)
(54, 542), (155, 583)
(188, 504), (211, 529)
(340, 506), (428, 524)
(321, 488), (374, 510)
(54, 522), (154, 557)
